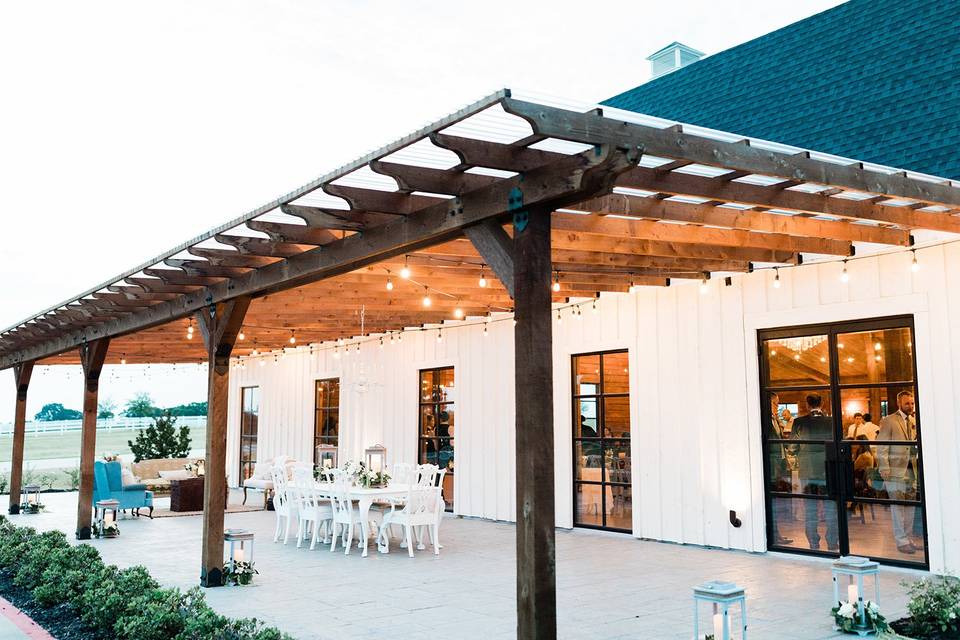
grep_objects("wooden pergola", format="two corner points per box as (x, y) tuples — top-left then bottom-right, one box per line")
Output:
(3, 89), (959, 638)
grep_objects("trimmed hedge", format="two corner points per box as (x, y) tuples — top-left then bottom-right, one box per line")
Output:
(0, 516), (292, 640)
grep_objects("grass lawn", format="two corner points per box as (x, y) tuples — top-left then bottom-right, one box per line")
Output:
(0, 425), (207, 463)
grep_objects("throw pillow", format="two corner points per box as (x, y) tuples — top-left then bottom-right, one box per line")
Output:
(158, 469), (193, 480)
(120, 468), (140, 486)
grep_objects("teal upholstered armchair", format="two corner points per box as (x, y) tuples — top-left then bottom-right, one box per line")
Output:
(92, 460), (154, 517)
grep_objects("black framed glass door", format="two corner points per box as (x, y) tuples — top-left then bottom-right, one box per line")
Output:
(419, 367), (454, 510)
(759, 315), (927, 567)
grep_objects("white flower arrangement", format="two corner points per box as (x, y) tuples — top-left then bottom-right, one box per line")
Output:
(339, 460), (390, 488)
(831, 599), (888, 634)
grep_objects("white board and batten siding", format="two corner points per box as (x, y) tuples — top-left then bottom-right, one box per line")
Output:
(228, 245), (960, 574)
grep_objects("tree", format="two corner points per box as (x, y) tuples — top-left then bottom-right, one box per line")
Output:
(124, 392), (160, 418)
(97, 399), (116, 420)
(128, 411), (192, 462)
(166, 402), (208, 417)
(34, 403), (83, 421)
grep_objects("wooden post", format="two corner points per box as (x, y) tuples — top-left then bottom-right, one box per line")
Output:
(197, 298), (250, 588)
(76, 339), (110, 539)
(8, 362), (35, 514)
(513, 208), (557, 639)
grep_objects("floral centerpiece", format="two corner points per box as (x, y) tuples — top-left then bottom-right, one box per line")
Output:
(832, 599), (889, 635)
(224, 560), (258, 586)
(341, 460), (391, 488)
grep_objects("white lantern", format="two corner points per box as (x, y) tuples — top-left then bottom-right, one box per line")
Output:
(224, 529), (255, 584)
(364, 444), (387, 474)
(832, 556), (880, 635)
(693, 581), (747, 640)
(21, 484), (41, 514)
(315, 444), (338, 470)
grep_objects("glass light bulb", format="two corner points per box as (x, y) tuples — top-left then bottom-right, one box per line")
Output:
(400, 266), (411, 279)
(479, 276), (487, 288)
(423, 294), (431, 307)
(386, 279), (394, 291)
(552, 281), (560, 292)
(454, 307), (463, 319)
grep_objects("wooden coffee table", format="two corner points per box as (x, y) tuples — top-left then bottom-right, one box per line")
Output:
(169, 476), (228, 512)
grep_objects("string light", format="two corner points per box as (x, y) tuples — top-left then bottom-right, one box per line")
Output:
(379, 337), (384, 349)
(556, 309), (562, 324)
(574, 306), (582, 319)
(592, 299), (598, 313)
(386, 278), (394, 291)
(120, 354), (127, 365)
(453, 305), (464, 319)
(773, 268), (781, 289)
(289, 330), (296, 345)
(628, 281), (637, 294)
(186, 319), (194, 340)
(911, 250), (920, 272)
(400, 256), (411, 279)
(552, 272), (561, 293)
(699, 274), (710, 295)
(422, 288), (432, 307)
(478, 267), (487, 288)
(436, 329), (443, 342)
(840, 260), (849, 283)
(238, 329), (245, 341)
(333, 345), (340, 358)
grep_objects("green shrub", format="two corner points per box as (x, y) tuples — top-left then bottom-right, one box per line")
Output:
(0, 524), (38, 572)
(79, 564), (159, 631)
(64, 467), (81, 491)
(902, 575), (960, 638)
(14, 529), (70, 591)
(128, 411), (192, 462)
(114, 586), (191, 640)
(33, 544), (104, 608)
(0, 473), (8, 495)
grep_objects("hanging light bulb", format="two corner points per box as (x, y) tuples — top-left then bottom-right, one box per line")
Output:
(700, 274), (710, 295)
(379, 337), (384, 349)
(552, 271), (561, 292)
(436, 329), (443, 342)
(120, 354), (127, 366)
(422, 289), (432, 307)
(592, 298), (598, 313)
(333, 345), (340, 358)
(512, 318), (517, 327)
(289, 330), (296, 345)
(556, 309), (562, 324)
(389, 333), (395, 344)
(773, 268), (781, 289)
(259, 359), (266, 367)
(355, 342), (360, 353)
(628, 281), (637, 294)
(911, 250), (920, 273)
(186, 319), (194, 340)
(400, 256), (411, 279)
(483, 320), (489, 337)
(386, 278), (394, 291)
(453, 305), (464, 319)
(397, 331), (403, 342)
(478, 267), (487, 288)
(238, 329), (245, 341)
(840, 260), (850, 283)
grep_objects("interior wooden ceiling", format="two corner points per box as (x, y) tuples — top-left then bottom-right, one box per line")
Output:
(3, 90), (960, 368)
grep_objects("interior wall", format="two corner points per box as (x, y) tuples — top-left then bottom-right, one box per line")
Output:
(227, 243), (960, 574)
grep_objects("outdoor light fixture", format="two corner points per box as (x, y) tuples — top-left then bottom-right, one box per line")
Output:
(628, 281), (637, 294)
(911, 250), (920, 272)
(386, 278), (394, 291)
(700, 274), (710, 295)
(364, 444), (387, 474)
(454, 306), (464, 319)
(120, 354), (127, 365)
(592, 299), (598, 313)
(552, 272), (561, 292)
(289, 331), (296, 345)
(316, 443), (338, 470)
(693, 581), (747, 640)
(400, 256), (411, 279)
(831, 556), (881, 636)
(556, 309), (562, 323)
(773, 268), (781, 289)
(478, 267), (487, 288)
(840, 260), (850, 283)
(224, 529), (255, 585)
(436, 329), (443, 342)
(379, 337), (384, 349)
(186, 319), (194, 340)
(422, 289), (432, 307)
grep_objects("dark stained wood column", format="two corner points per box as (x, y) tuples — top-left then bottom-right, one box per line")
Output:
(76, 339), (110, 539)
(512, 208), (557, 639)
(8, 362), (35, 514)
(197, 298), (250, 588)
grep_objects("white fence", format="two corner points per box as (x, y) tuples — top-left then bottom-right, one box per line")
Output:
(0, 416), (206, 436)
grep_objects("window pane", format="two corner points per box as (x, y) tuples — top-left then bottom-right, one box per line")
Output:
(438, 437), (454, 472)
(846, 503), (926, 564)
(575, 398), (598, 437)
(436, 404), (454, 438)
(317, 410), (339, 439)
(771, 389), (833, 439)
(573, 354), (600, 392)
(769, 496), (839, 553)
(604, 440), (631, 484)
(605, 484), (632, 530)
(575, 442), (603, 481)
(840, 386), (915, 440)
(437, 368), (455, 399)
(790, 443), (830, 494)
(317, 379), (339, 409)
(420, 371), (434, 402)
(874, 445), (921, 499)
(574, 483), (602, 527)
(764, 335), (830, 387)
(419, 439), (439, 467)
(603, 397), (630, 438)
(420, 406), (436, 437)
(602, 352), (629, 394)
(837, 327), (913, 385)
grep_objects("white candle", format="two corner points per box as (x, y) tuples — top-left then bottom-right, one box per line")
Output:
(847, 583), (859, 604)
(323, 459), (332, 469)
(713, 612), (728, 639)
(234, 547), (245, 564)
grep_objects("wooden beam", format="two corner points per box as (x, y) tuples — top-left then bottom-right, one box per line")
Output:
(76, 338), (109, 539)
(502, 98), (960, 207)
(369, 160), (497, 195)
(429, 133), (561, 172)
(7, 362), (34, 514)
(197, 297), (250, 588)
(279, 204), (384, 231)
(550, 233), (800, 264)
(577, 193), (912, 246)
(0, 143), (642, 369)
(513, 208), (557, 639)
(551, 214), (854, 256)
(618, 168), (960, 233)
(320, 184), (437, 215)
(464, 219), (516, 297)
(214, 234), (316, 258)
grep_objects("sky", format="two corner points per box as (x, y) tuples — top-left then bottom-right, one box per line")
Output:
(0, 0), (844, 421)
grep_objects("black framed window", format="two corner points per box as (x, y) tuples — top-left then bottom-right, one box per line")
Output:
(572, 350), (631, 532)
(239, 387), (260, 482)
(314, 378), (340, 465)
(419, 367), (454, 510)
(760, 315), (927, 568)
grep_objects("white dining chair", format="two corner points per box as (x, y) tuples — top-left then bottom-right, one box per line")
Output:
(376, 482), (440, 557)
(292, 466), (333, 550)
(270, 465), (297, 544)
(390, 462), (415, 485)
(328, 475), (361, 554)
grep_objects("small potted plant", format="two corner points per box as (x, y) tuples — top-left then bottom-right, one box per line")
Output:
(20, 502), (44, 514)
(831, 598), (889, 635)
(91, 521), (120, 538)
(224, 561), (258, 586)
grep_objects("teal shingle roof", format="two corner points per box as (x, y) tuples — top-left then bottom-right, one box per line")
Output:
(603, 0), (960, 180)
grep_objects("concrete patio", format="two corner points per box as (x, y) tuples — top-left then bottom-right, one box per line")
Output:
(6, 490), (926, 639)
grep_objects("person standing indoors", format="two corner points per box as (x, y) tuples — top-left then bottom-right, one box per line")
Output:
(861, 413), (880, 440)
(768, 393), (793, 545)
(877, 391), (920, 555)
(846, 413), (865, 439)
(791, 394), (838, 551)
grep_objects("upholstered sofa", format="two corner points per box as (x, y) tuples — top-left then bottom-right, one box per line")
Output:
(131, 458), (201, 495)
(93, 460), (154, 517)
(242, 456), (296, 506)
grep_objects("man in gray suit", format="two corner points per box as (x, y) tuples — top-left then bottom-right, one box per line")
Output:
(877, 390), (919, 554)
(791, 393), (838, 551)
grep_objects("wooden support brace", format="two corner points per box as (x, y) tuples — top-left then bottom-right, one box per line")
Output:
(76, 338), (110, 539)
(8, 362), (34, 514)
(513, 208), (557, 640)
(464, 219), (515, 298)
(197, 297), (251, 588)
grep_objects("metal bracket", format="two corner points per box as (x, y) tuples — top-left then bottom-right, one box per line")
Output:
(509, 187), (527, 232)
